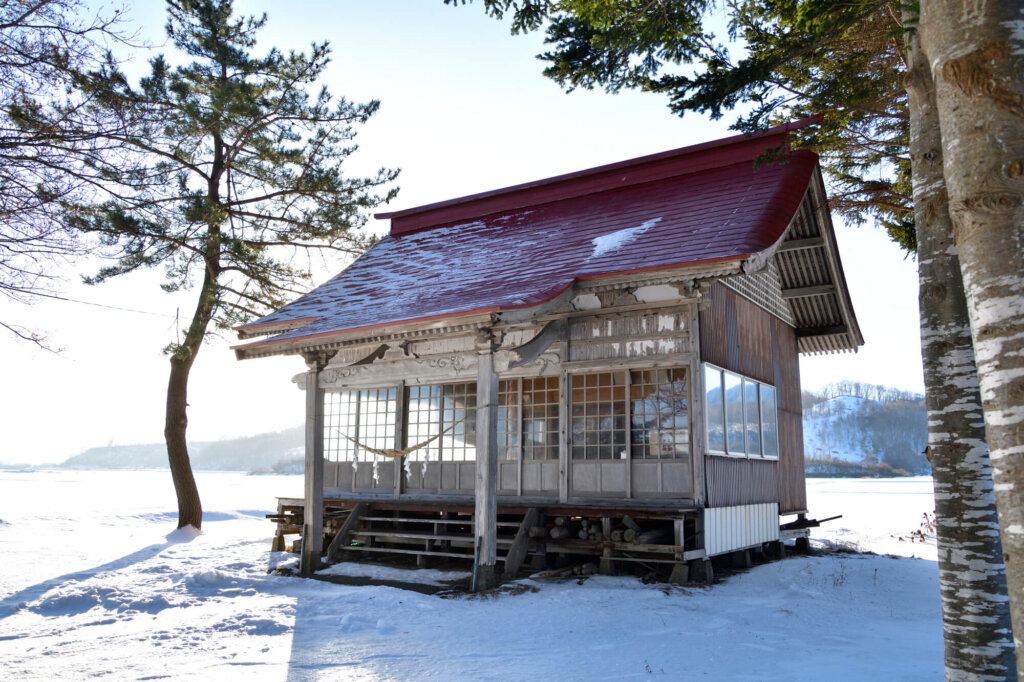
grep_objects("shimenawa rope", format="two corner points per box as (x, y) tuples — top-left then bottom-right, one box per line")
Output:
(334, 417), (467, 459)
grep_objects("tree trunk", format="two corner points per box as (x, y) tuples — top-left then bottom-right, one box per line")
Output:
(920, 1), (1024, 674)
(166, 353), (203, 529)
(163, 238), (220, 530)
(905, 9), (1016, 677)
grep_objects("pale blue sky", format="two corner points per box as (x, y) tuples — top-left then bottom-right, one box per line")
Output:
(0, 1), (921, 464)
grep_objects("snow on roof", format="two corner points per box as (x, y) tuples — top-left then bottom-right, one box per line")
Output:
(235, 126), (819, 357)
(589, 218), (662, 260)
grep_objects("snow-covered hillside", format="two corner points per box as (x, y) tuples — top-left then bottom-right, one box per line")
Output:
(803, 393), (927, 474)
(60, 428), (304, 472)
(0, 470), (941, 680)
(804, 395), (874, 462)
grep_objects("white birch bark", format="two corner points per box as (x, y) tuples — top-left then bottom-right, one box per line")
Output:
(906, 9), (1016, 678)
(920, 1), (1024, 675)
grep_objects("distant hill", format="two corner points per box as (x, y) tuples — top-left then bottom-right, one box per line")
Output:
(802, 381), (927, 476)
(62, 426), (304, 473)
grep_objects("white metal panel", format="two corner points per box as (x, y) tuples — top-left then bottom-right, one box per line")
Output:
(704, 502), (780, 556)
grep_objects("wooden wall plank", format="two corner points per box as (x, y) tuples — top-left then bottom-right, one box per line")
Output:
(699, 283), (806, 512)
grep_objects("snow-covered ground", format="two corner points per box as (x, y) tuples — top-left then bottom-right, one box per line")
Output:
(0, 471), (941, 680)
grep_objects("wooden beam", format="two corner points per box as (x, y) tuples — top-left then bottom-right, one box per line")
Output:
(324, 501), (369, 564)
(503, 507), (539, 579)
(780, 284), (835, 299)
(507, 319), (566, 369)
(301, 364), (326, 575)
(795, 324), (848, 338)
(776, 236), (824, 252)
(474, 333), (500, 591)
(688, 303), (706, 507)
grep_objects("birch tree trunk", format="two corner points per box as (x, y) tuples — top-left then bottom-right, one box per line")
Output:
(905, 10), (1016, 678)
(920, 1), (1024, 675)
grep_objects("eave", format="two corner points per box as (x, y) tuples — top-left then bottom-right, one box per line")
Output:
(770, 172), (864, 355)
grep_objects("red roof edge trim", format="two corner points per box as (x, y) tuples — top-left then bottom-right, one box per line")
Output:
(234, 315), (319, 337)
(378, 117), (821, 238)
(232, 255), (751, 357)
(576, 253), (747, 284)
(232, 307), (503, 354)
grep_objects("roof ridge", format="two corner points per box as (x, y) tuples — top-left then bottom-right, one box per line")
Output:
(378, 118), (819, 237)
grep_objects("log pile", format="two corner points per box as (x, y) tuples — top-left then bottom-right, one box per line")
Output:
(528, 515), (674, 547)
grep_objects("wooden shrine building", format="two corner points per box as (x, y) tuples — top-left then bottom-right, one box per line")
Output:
(234, 122), (862, 588)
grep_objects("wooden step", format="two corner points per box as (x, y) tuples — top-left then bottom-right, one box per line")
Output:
(341, 545), (508, 561)
(350, 530), (515, 545)
(360, 516), (520, 527)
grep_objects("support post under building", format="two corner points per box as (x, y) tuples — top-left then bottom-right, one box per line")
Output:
(473, 329), (500, 591)
(300, 354), (329, 575)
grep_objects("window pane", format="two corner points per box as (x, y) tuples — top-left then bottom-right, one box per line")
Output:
(724, 372), (744, 455)
(744, 380), (761, 456)
(522, 376), (559, 460)
(406, 385), (441, 463)
(630, 368), (689, 459)
(571, 372), (627, 460)
(761, 385), (778, 458)
(324, 388), (397, 463)
(497, 379), (519, 461)
(406, 382), (477, 462)
(704, 365), (725, 453)
(441, 382), (477, 462)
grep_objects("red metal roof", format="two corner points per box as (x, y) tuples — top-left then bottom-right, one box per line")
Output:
(235, 126), (819, 355)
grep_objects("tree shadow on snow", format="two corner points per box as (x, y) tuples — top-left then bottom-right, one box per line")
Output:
(0, 531), (199, 623)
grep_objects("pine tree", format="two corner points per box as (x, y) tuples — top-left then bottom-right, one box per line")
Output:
(453, 0), (1016, 674)
(65, 0), (398, 529)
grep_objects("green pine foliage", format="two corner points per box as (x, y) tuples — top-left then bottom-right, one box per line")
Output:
(454, 0), (914, 251)
(65, 0), (398, 351)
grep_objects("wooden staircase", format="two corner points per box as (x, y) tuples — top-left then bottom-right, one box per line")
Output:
(328, 506), (523, 564)
(269, 499), (705, 581)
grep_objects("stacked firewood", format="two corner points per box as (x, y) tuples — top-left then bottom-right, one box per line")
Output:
(529, 515), (671, 545)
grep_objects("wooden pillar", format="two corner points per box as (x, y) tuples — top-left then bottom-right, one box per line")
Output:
(474, 329), (500, 591)
(300, 353), (331, 576)
(394, 380), (406, 499)
(558, 368), (570, 503)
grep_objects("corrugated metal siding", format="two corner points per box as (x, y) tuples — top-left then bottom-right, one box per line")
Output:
(773, 318), (807, 513)
(699, 282), (729, 370)
(704, 503), (780, 556)
(700, 283), (773, 383)
(705, 456), (779, 506)
(700, 283), (806, 512)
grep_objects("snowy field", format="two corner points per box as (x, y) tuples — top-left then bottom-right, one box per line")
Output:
(0, 471), (941, 680)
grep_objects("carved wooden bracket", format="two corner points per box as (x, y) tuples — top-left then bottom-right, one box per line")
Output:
(301, 350), (337, 372)
(350, 343), (389, 366)
(508, 319), (567, 369)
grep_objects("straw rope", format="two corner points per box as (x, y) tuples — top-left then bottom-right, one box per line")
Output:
(334, 417), (467, 459)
